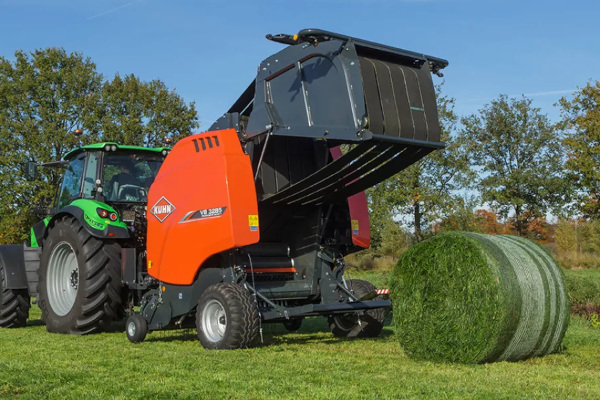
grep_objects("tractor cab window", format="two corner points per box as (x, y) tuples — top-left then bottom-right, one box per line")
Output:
(102, 153), (163, 202)
(82, 152), (100, 198)
(57, 155), (85, 209)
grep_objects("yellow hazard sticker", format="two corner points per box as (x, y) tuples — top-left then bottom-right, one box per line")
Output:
(248, 214), (259, 231)
(351, 219), (359, 234)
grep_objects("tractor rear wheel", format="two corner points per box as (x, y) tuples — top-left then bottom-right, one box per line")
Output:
(328, 279), (386, 338)
(0, 264), (30, 328)
(196, 283), (259, 349)
(37, 216), (123, 334)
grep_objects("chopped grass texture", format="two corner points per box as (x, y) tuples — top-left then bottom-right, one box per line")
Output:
(391, 232), (569, 364)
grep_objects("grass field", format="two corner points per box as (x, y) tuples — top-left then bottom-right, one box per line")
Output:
(1, 271), (599, 399)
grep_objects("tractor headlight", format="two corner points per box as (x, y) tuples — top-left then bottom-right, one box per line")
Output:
(104, 145), (111, 151)
(110, 145), (117, 151)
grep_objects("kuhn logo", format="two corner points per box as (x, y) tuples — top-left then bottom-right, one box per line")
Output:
(151, 196), (176, 222)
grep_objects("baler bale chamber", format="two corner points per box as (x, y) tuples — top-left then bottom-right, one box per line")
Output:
(209, 30), (448, 319)
(140, 28), (448, 347)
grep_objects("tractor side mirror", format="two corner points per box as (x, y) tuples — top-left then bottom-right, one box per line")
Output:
(24, 161), (37, 181)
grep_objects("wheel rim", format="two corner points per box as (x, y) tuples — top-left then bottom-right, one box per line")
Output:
(334, 314), (359, 331)
(47, 241), (79, 316)
(127, 321), (136, 337)
(202, 299), (227, 343)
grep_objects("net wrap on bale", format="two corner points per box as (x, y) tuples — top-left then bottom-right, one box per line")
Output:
(390, 232), (569, 364)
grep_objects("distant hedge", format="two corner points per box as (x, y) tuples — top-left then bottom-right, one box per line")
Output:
(391, 232), (569, 364)
(563, 269), (600, 314)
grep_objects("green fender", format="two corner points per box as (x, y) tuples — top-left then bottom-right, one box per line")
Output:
(30, 199), (130, 247)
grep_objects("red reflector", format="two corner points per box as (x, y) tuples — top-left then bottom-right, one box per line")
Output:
(109, 213), (118, 221)
(108, 233), (116, 237)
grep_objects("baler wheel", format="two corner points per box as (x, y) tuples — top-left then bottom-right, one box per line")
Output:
(0, 263), (30, 328)
(37, 216), (123, 334)
(196, 283), (259, 350)
(283, 318), (303, 332)
(126, 314), (148, 343)
(328, 279), (386, 338)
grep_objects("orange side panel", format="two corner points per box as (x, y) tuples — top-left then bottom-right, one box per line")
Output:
(146, 129), (259, 285)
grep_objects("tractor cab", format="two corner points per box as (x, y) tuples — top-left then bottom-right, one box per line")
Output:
(57, 143), (169, 209)
(28, 142), (170, 249)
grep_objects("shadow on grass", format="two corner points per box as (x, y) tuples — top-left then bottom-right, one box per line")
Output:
(145, 329), (198, 343)
(26, 319), (44, 327)
(142, 316), (393, 347)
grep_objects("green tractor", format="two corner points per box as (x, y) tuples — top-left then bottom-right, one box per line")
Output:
(0, 142), (168, 334)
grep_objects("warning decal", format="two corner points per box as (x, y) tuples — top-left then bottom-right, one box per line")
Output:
(248, 215), (259, 231)
(351, 219), (359, 235)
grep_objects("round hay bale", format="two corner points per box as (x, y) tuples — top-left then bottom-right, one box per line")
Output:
(390, 232), (569, 363)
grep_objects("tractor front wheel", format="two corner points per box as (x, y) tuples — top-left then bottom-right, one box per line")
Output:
(37, 216), (123, 334)
(196, 283), (259, 349)
(0, 263), (30, 328)
(328, 279), (386, 338)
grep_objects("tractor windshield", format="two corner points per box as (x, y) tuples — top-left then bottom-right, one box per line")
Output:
(102, 152), (163, 202)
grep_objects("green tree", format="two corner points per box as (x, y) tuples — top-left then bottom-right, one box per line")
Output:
(98, 74), (198, 146)
(0, 48), (103, 242)
(461, 95), (568, 236)
(368, 88), (473, 242)
(559, 81), (600, 218)
(0, 48), (198, 243)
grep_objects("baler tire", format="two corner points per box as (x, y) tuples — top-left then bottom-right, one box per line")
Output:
(0, 263), (30, 328)
(196, 283), (259, 350)
(328, 279), (386, 338)
(37, 215), (123, 335)
(283, 318), (303, 332)
(126, 314), (148, 343)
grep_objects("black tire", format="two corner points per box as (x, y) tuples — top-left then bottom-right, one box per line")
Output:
(37, 215), (123, 334)
(196, 283), (259, 350)
(283, 318), (303, 332)
(126, 314), (148, 343)
(328, 279), (386, 338)
(0, 264), (30, 328)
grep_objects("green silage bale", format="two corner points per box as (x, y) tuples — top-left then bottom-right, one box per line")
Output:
(390, 232), (569, 364)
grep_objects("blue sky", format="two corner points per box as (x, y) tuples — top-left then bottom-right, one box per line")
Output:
(1, 0), (599, 129)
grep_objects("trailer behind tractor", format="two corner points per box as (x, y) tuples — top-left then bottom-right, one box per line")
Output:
(0, 29), (447, 349)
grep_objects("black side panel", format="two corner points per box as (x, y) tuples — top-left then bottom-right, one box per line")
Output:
(0, 245), (28, 290)
(24, 246), (41, 298)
